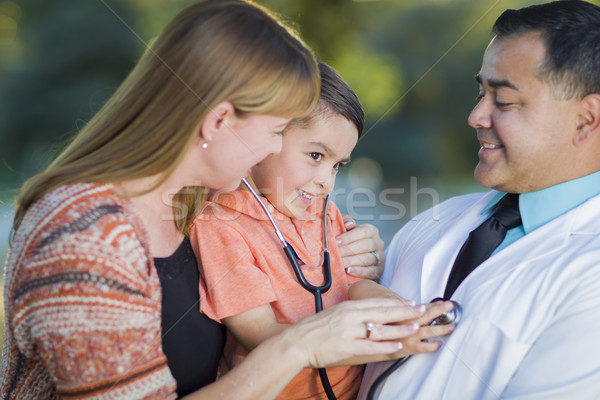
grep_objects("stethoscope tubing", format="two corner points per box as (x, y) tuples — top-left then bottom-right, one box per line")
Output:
(241, 178), (337, 399)
(283, 244), (332, 312)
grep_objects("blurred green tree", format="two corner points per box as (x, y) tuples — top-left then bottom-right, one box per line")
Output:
(0, 1), (142, 198)
(2, 0), (598, 237)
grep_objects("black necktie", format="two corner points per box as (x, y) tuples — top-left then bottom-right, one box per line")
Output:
(443, 193), (522, 299)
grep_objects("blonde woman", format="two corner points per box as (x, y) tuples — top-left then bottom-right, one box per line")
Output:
(0, 1), (433, 399)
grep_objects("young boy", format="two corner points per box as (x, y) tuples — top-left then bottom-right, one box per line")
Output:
(191, 61), (453, 400)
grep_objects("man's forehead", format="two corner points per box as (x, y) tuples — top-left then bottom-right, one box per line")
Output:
(478, 33), (546, 87)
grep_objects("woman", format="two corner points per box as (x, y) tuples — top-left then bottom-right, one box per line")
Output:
(1, 1), (442, 398)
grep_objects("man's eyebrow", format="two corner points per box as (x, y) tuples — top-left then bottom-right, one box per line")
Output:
(475, 74), (519, 91)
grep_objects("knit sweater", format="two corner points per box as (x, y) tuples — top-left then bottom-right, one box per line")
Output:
(0, 183), (177, 399)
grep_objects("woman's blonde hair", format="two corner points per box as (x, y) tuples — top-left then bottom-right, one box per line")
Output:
(13, 0), (320, 234)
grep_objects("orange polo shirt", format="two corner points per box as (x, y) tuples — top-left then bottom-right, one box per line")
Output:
(191, 189), (364, 400)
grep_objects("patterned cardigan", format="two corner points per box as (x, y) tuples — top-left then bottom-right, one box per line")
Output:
(0, 183), (177, 399)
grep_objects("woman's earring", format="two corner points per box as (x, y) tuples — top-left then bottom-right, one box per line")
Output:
(201, 142), (208, 149)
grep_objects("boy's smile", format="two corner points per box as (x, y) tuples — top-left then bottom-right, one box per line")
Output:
(296, 188), (314, 205)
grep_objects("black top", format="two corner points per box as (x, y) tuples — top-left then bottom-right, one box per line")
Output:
(154, 237), (226, 397)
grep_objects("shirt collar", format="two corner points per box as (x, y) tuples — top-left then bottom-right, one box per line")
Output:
(482, 170), (600, 233)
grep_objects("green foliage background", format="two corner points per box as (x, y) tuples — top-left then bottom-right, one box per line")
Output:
(2, 0), (599, 352)
(4, 0), (583, 201)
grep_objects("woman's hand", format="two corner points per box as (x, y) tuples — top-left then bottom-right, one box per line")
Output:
(337, 215), (385, 280)
(344, 282), (456, 363)
(282, 298), (428, 369)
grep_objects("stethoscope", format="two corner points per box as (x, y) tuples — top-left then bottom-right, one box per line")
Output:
(242, 178), (338, 399)
(242, 178), (463, 400)
(366, 298), (462, 400)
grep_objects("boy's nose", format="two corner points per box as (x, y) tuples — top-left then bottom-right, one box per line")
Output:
(315, 172), (334, 193)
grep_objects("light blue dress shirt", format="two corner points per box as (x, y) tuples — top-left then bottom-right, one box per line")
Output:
(482, 170), (600, 255)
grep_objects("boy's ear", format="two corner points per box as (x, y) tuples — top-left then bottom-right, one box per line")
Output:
(573, 93), (600, 147)
(199, 101), (235, 142)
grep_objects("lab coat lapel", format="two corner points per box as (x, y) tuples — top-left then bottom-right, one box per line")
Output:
(420, 192), (496, 302)
(450, 218), (568, 302)
(450, 193), (600, 301)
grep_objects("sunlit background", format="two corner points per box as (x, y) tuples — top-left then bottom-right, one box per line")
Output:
(3, 0), (598, 348)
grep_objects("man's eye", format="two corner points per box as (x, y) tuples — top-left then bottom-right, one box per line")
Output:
(495, 100), (513, 109)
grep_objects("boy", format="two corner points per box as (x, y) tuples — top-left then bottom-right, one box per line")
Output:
(191, 61), (453, 399)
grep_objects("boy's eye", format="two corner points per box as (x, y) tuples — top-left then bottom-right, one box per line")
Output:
(333, 162), (347, 171)
(475, 91), (484, 102)
(309, 152), (323, 162)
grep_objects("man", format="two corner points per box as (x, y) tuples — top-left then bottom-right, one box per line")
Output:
(359, 1), (600, 399)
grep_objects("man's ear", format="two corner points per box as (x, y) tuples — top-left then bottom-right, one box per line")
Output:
(199, 101), (235, 142)
(573, 93), (600, 147)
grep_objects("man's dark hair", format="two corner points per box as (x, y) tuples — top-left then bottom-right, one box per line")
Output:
(493, 0), (600, 99)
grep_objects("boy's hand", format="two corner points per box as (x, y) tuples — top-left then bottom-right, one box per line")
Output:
(337, 215), (384, 280)
(347, 282), (457, 359)
(391, 301), (456, 358)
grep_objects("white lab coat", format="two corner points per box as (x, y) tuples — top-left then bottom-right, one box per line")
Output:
(358, 191), (600, 400)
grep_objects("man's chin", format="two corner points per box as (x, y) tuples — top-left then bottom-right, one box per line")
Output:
(474, 166), (502, 190)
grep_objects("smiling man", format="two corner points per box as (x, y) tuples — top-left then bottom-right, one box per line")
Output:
(359, 1), (600, 399)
